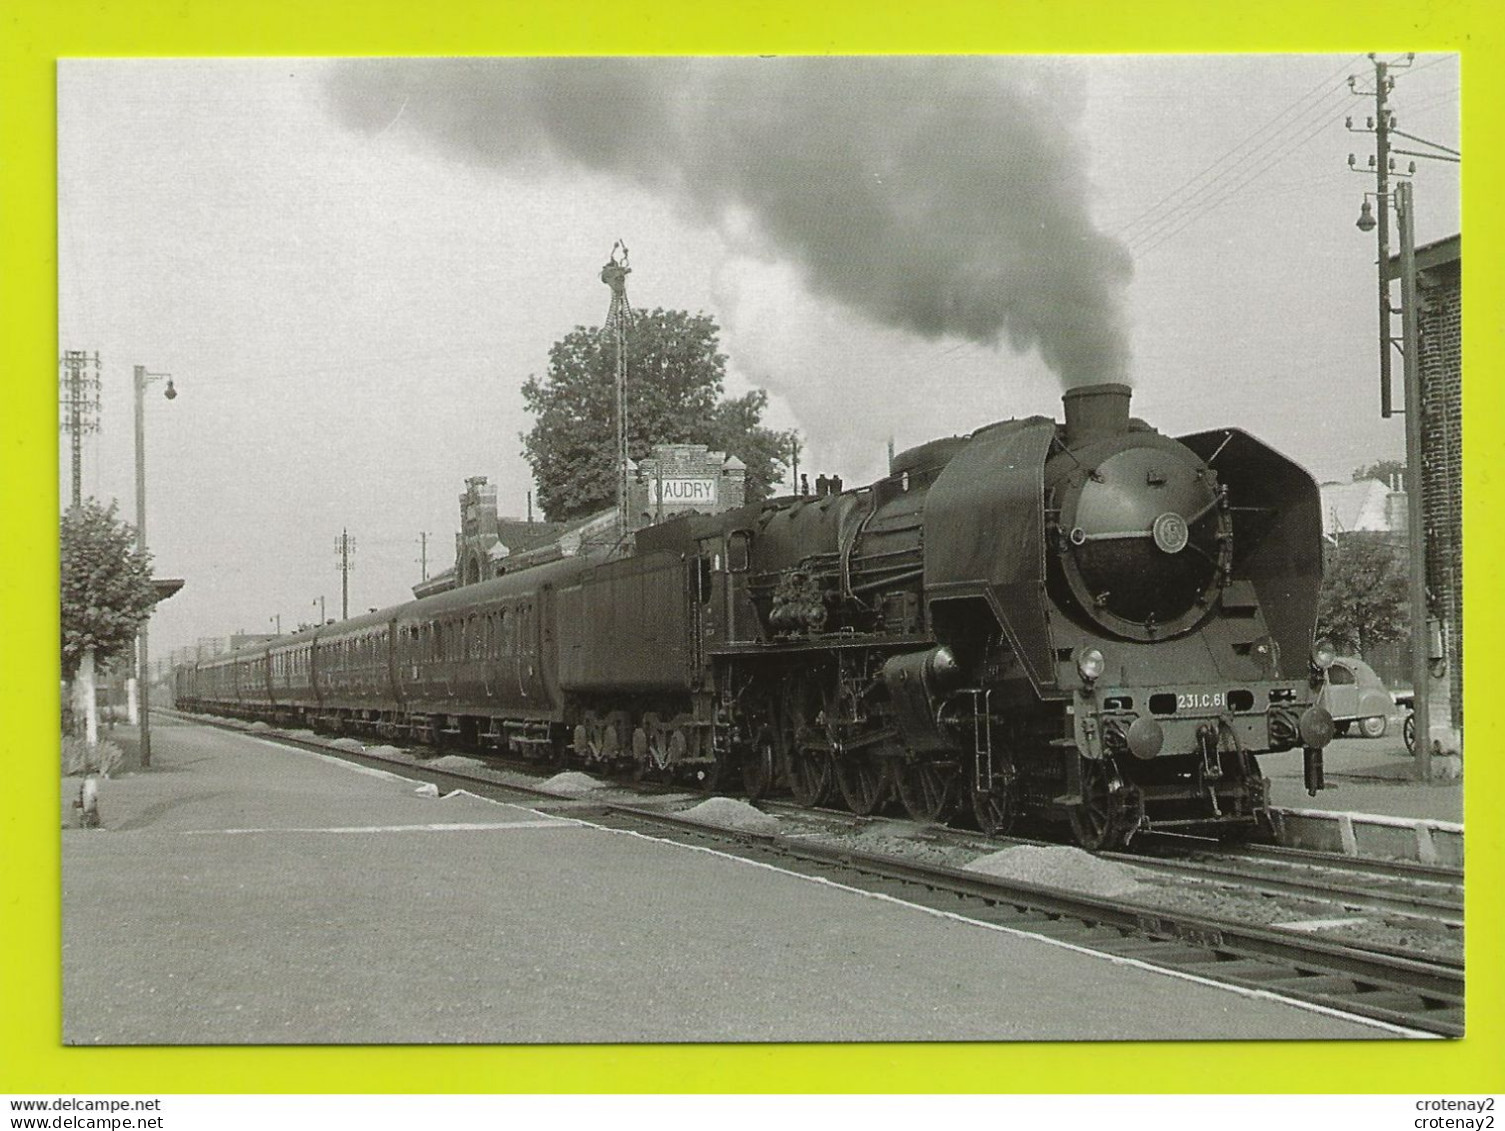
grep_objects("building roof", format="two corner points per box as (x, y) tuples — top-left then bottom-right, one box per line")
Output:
(1386, 232), (1459, 279)
(1319, 479), (1403, 536)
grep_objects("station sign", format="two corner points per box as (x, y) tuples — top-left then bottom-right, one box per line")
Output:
(653, 477), (718, 504)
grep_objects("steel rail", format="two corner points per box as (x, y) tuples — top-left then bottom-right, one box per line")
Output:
(1100, 852), (1463, 928)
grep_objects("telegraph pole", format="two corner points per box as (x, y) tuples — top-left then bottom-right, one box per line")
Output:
(60, 351), (102, 746)
(60, 351), (101, 508)
(417, 531), (430, 582)
(1347, 55), (1402, 417)
(1373, 56), (1395, 419)
(335, 530), (355, 619)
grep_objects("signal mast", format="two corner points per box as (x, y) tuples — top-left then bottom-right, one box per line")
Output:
(601, 240), (634, 541)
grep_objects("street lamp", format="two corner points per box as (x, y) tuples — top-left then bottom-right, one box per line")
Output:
(134, 365), (176, 769)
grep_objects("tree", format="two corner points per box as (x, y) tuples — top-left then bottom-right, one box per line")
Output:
(61, 501), (158, 739)
(1316, 534), (1408, 655)
(1353, 458), (1405, 485)
(521, 308), (792, 521)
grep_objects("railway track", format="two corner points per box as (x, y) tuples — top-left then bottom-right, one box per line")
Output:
(1119, 843), (1463, 930)
(165, 711), (1466, 1037)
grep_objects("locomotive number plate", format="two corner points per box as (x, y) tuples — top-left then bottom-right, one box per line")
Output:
(1176, 691), (1225, 711)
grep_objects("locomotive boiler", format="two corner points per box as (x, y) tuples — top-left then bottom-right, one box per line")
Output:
(177, 382), (1336, 851)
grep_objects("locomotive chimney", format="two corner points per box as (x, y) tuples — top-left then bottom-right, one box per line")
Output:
(1062, 383), (1132, 448)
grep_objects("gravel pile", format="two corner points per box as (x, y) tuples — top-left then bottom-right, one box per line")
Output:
(538, 771), (606, 796)
(964, 845), (1150, 898)
(429, 754), (488, 773)
(329, 737), (364, 752)
(248, 721), (271, 733)
(679, 797), (782, 835)
(365, 744), (409, 759)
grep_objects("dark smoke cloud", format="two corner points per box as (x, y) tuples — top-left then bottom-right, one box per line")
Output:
(326, 57), (1133, 386)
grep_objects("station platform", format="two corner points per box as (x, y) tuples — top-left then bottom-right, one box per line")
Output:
(1260, 721), (1462, 826)
(61, 717), (1408, 1045)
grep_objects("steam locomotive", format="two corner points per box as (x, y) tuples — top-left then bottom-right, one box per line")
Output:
(176, 383), (1337, 850)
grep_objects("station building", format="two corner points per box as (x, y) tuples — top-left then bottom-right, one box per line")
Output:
(415, 444), (747, 599)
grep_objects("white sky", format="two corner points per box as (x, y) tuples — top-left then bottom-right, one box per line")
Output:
(56, 55), (1461, 663)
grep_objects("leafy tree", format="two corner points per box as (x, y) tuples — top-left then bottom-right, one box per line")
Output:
(1353, 459), (1405, 485)
(521, 308), (792, 521)
(1316, 534), (1408, 655)
(60, 500), (157, 682)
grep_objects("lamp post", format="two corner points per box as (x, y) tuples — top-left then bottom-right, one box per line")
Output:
(134, 364), (176, 769)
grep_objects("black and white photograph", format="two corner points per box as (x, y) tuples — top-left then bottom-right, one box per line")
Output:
(57, 54), (1463, 1046)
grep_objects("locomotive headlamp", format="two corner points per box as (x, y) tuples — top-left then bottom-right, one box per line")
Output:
(1311, 639), (1336, 671)
(1076, 648), (1106, 683)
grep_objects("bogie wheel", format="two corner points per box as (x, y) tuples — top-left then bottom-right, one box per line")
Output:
(1359, 714), (1388, 739)
(780, 677), (836, 809)
(1067, 755), (1130, 852)
(897, 760), (962, 824)
(835, 754), (893, 817)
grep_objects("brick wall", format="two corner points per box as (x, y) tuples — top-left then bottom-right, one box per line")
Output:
(1417, 255), (1462, 730)
(630, 444), (746, 526)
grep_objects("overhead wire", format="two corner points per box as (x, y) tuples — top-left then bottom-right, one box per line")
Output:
(1123, 81), (1356, 255)
(1113, 55), (1365, 247)
(1131, 105), (1354, 260)
(1124, 58), (1458, 261)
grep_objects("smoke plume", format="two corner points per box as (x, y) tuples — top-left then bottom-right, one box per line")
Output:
(326, 57), (1133, 386)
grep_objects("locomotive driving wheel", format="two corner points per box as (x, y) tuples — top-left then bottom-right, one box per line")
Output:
(835, 753), (893, 816)
(737, 710), (776, 801)
(896, 759), (961, 824)
(780, 676), (836, 809)
(1067, 755), (1131, 852)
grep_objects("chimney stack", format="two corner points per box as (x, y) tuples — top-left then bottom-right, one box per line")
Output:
(1062, 383), (1132, 448)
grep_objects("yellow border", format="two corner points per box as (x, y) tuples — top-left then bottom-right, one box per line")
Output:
(3, 0), (1500, 1095)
